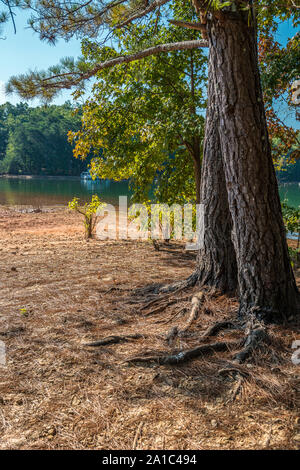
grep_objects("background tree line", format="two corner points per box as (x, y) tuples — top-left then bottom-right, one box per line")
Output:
(0, 101), (87, 176)
(277, 159), (300, 183)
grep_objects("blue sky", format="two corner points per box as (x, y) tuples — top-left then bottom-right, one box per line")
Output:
(0, 11), (299, 128)
(0, 12), (82, 106)
(274, 20), (299, 130)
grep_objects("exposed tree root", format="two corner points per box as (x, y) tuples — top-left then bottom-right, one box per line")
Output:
(104, 275), (270, 370)
(142, 295), (191, 317)
(180, 292), (205, 333)
(217, 367), (249, 379)
(165, 292), (205, 343)
(0, 326), (25, 337)
(154, 306), (188, 325)
(152, 240), (160, 251)
(201, 320), (237, 338)
(124, 340), (240, 365)
(131, 271), (199, 301)
(120, 322), (269, 368)
(230, 376), (244, 401)
(233, 325), (268, 363)
(166, 326), (179, 346)
(84, 334), (144, 347)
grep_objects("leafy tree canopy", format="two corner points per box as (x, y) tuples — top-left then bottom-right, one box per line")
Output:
(2, 1), (299, 180)
(4, 1), (299, 156)
(70, 1), (206, 204)
(3, 1), (296, 99)
(258, 1), (300, 163)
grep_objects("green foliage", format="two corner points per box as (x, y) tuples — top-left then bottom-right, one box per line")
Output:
(5, 1), (300, 99)
(281, 200), (300, 235)
(258, 2), (300, 162)
(280, 200), (299, 267)
(19, 307), (28, 317)
(129, 200), (197, 242)
(277, 156), (300, 183)
(0, 102), (86, 175)
(3, 1), (299, 187)
(68, 195), (106, 239)
(257, 1), (300, 34)
(0, 0), (19, 37)
(288, 246), (299, 267)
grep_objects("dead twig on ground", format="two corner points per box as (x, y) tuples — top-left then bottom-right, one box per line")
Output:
(132, 421), (144, 450)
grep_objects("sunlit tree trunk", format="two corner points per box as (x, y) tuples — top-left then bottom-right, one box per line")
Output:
(193, 140), (202, 205)
(206, 10), (299, 322)
(197, 51), (237, 293)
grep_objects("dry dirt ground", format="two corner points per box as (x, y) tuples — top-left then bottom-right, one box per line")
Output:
(0, 206), (299, 450)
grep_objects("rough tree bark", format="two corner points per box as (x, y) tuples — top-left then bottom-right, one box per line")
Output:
(190, 50), (202, 205)
(193, 141), (202, 205)
(206, 9), (299, 322)
(197, 52), (237, 293)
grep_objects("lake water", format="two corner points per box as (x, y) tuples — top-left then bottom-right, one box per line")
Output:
(0, 177), (130, 207)
(278, 183), (300, 209)
(0, 177), (299, 208)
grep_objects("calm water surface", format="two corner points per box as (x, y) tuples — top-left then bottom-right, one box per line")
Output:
(278, 183), (300, 209)
(0, 177), (299, 208)
(0, 177), (130, 206)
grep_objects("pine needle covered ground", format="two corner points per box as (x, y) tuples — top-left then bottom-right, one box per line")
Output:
(0, 207), (299, 450)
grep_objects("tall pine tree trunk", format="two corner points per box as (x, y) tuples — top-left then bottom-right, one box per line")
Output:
(206, 10), (299, 322)
(193, 140), (202, 205)
(197, 52), (237, 293)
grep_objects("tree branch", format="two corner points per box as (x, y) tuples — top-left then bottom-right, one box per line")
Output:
(169, 19), (207, 33)
(115, 0), (172, 29)
(1, 0), (16, 34)
(290, 0), (300, 9)
(42, 39), (208, 87)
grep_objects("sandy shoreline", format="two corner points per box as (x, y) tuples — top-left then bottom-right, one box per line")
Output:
(0, 174), (81, 180)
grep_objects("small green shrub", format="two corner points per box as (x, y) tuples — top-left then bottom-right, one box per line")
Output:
(68, 195), (106, 239)
(20, 307), (28, 317)
(281, 200), (300, 266)
(281, 200), (300, 236)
